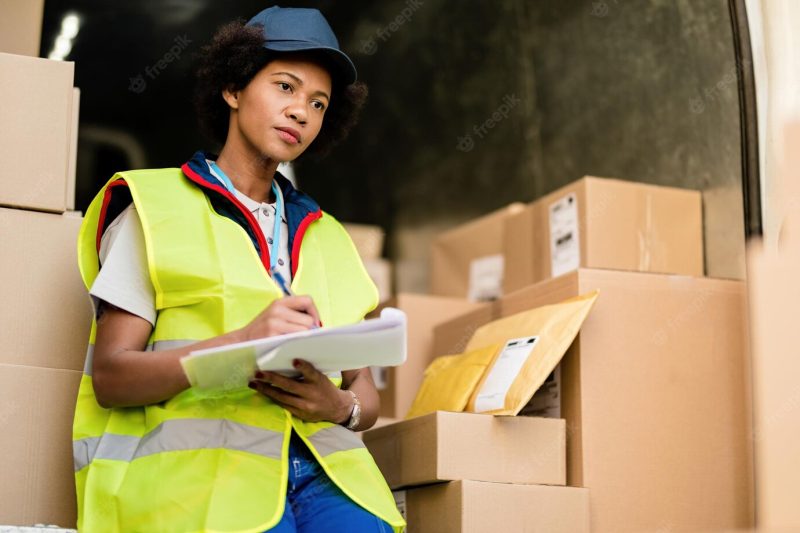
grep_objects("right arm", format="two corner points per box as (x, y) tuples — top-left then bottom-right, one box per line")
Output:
(91, 296), (320, 408)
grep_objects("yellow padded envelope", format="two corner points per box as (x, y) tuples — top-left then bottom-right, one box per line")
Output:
(465, 291), (598, 415)
(406, 344), (502, 419)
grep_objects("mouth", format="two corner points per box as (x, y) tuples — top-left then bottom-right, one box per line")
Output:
(275, 127), (301, 144)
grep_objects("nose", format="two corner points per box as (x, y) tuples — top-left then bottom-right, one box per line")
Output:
(286, 95), (307, 125)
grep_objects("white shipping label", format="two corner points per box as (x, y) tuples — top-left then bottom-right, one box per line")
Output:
(519, 364), (561, 418)
(474, 336), (540, 412)
(393, 490), (407, 520)
(468, 254), (504, 301)
(549, 193), (580, 277)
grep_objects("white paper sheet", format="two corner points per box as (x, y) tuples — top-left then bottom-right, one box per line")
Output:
(181, 307), (407, 392)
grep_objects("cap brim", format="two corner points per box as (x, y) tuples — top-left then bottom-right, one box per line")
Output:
(263, 42), (357, 85)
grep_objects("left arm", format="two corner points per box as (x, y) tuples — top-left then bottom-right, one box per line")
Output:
(250, 360), (380, 431)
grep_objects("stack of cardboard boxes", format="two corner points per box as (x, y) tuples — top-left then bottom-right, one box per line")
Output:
(364, 412), (589, 532)
(365, 176), (754, 532)
(0, 23), (89, 528)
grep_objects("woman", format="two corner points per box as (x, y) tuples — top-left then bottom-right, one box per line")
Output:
(73, 6), (405, 532)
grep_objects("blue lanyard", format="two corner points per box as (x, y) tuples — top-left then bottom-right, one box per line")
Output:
(210, 161), (283, 272)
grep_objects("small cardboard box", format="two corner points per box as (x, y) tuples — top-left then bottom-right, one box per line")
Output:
(503, 177), (704, 293)
(430, 203), (525, 300)
(395, 480), (590, 533)
(0, 363), (81, 528)
(0, 0), (44, 57)
(343, 222), (385, 260)
(363, 411), (566, 489)
(0, 208), (92, 371)
(0, 52), (79, 212)
(368, 294), (489, 418)
(499, 269), (753, 532)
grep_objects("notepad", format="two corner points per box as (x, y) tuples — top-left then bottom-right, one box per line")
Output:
(180, 307), (407, 392)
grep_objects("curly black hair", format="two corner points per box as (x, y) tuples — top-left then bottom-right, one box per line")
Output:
(193, 20), (368, 158)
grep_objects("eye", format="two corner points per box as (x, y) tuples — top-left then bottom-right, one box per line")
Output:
(277, 82), (292, 92)
(311, 100), (326, 111)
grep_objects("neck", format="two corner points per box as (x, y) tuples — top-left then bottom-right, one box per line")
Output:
(215, 138), (280, 204)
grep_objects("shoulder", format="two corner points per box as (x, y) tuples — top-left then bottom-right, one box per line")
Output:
(99, 204), (143, 264)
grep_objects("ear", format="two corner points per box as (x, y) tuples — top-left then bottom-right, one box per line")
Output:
(222, 87), (240, 110)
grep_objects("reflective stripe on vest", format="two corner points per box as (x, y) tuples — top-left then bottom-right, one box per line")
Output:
(73, 169), (403, 533)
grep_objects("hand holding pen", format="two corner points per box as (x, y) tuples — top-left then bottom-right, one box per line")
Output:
(237, 269), (321, 341)
(270, 268), (320, 329)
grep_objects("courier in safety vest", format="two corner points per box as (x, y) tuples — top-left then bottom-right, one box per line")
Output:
(72, 6), (405, 533)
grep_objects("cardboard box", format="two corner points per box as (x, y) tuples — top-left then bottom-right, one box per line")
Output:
(363, 411), (566, 489)
(0, 53), (79, 212)
(749, 243), (800, 530)
(368, 294), (489, 418)
(343, 222), (385, 260)
(499, 269), (753, 532)
(0, 0), (44, 57)
(503, 177), (704, 293)
(431, 301), (498, 357)
(0, 363), (81, 528)
(396, 480), (590, 533)
(430, 203), (525, 300)
(746, 123), (800, 530)
(0, 208), (91, 371)
(363, 257), (392, 303)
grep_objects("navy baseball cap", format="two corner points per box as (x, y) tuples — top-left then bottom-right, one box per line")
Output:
(246, 6), (357, 85)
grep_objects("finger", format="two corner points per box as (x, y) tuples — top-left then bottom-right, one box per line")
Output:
(254, 370), (304, 395)
(263, 318), (310, 336)
(281, 295), (321, 327)
(273, 306), (316, 329)
(251, 381), (307, 410)
(292, 359), (324, 383)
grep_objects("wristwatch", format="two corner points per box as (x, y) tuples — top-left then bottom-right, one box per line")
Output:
(343, 390), (361, 430)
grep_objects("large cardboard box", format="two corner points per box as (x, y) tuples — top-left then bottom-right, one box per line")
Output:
(0, 0), (44, 57)
(503, 177), (704, 293)
(748, 242), (800, 530)
(746, 123), (800, 530)
(431, 301), (498, 357)
(0, 364), (81, 528)
(0, 208), (91, 371)
(499, 269), (753, 532)
(363, 411), (566, 489)
(396, 480), (590, 533)
(0, 53), (79, 212)
(368, 294), (489, 418)
(430, 203), (525, 300)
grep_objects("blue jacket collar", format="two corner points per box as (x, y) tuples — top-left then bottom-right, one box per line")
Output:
(182, 150), (322, 275)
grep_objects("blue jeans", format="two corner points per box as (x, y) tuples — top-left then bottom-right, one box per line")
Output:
(266, 432), (394, 532)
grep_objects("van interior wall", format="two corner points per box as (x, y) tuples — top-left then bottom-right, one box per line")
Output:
(297, 0), (746, 290)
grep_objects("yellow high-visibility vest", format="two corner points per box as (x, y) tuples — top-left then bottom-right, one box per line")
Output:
(73, 167), (405, 533)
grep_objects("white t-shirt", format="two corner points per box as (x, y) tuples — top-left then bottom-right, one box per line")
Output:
(89, 174), (291, 325)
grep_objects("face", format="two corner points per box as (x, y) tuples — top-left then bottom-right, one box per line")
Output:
(224, 55), (332, 162)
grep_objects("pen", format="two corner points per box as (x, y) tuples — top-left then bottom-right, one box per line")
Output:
(270, 267), (320, 328)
